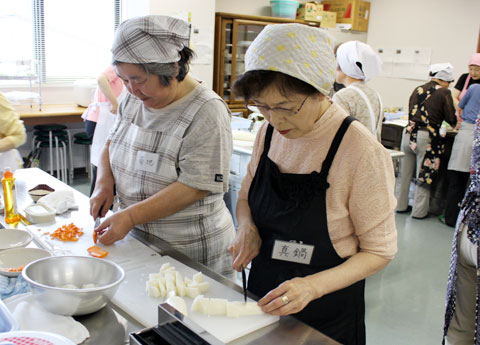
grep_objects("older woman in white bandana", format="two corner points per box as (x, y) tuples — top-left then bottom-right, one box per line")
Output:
(228, 24), (397, 345)
(396, 63), (457, 219)
(90, 15), (235, 278)
(333, 41), (383, 141)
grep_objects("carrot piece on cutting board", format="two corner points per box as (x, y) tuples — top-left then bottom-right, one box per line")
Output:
(50, 223), (83, 241)
(93, 231), (97, 244)
(87, 245), (108, 258)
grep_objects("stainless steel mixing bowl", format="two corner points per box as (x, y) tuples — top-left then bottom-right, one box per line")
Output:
(22, 255), (125, 315)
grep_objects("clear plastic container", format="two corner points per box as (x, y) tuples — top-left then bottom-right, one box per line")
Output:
(0, 298), (18, 332)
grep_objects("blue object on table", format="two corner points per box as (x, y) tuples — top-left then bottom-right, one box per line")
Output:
(0, 275), (30, 300)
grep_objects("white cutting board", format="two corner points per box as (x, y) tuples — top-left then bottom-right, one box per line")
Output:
(112, 255), (279, 343)
(26, 218), (161, 272)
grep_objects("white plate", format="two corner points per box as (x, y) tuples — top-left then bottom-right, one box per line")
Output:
(0, 330), (75, 345)
(0, 248), (51, 277)
(0, 230), (34, 251)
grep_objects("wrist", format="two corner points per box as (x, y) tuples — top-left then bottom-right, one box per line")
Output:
(304, 273), (327, 299)
(124, 207), (137, 229)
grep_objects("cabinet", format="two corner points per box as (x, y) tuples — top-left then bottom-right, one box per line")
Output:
(213, 12), (322, 116)
(213, 12), (368, 116)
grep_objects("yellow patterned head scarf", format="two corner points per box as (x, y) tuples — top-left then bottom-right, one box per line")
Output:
(244, 24), (336, 95)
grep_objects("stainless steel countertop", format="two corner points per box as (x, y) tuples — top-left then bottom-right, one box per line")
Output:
(128, 230), (339, 345)
(1, 168), (339, 345)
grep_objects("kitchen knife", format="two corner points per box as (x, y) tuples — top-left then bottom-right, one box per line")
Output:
(241, 266), (247, 303)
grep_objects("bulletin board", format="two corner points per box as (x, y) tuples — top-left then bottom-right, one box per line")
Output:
(375, 47), (431, 81)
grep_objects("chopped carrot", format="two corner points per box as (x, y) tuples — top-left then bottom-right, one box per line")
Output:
(87, 245), (108, 258)
(7, 265), (26, 272)
(93, 231), (97, 244)
(50, 223), (83, 242)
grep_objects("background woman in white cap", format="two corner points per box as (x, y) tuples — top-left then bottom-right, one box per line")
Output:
(396, 63), (457, 219)
(333, 41), (383, 141)
(441, 53), (480, 226)
(228, 23), (397, 344)
(90, 15), (235, 278)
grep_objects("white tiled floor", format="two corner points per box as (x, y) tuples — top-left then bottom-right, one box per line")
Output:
(72, 176), (455, 344)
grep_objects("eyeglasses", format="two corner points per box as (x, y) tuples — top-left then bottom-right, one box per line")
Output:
(247, 95), (309, 117)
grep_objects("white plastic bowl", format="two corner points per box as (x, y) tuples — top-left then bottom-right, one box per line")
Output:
(0, 247), (51, 277)
(0, 229), (34, 251)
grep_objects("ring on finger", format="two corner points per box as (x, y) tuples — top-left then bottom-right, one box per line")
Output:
(281, 295), (289, 305)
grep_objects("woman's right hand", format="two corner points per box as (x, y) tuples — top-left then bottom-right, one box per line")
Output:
(228, 222), (262, 271)
(90, 177), (115, 219)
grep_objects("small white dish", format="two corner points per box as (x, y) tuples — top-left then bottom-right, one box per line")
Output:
(25, 204), (56, 224)
(0, 247), (51, 277)
(0, 230), (34, 251)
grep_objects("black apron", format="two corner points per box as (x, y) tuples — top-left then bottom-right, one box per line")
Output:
(248, 116), (365, 345)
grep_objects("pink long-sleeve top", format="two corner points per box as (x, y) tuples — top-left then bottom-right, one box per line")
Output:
(238, 102), (398, 260)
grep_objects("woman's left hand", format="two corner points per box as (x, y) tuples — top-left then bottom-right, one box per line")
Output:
(258, 277), (316, 316)
(94, 209), (135, 245)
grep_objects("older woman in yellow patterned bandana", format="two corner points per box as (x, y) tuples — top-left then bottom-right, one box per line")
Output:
(228, 23), (397, 345)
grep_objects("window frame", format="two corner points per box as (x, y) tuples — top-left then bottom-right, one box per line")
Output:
(32, 0), (121, 84)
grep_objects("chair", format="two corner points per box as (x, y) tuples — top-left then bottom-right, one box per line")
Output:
(73, 132), (93, 180)
(32, 124), (73, 183)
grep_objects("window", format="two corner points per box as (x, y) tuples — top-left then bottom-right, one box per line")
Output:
(0, 0), (121, 84)
(0, 1), (34, 81)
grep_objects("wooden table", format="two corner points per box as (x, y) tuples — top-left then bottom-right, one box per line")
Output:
(15, 104), (87, 126)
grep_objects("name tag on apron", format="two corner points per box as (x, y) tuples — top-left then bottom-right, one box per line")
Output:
(271, 240), (314, 265)
(135, 151), (159, 173)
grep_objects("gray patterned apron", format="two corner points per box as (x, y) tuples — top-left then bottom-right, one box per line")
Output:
(109, 89), (235, 278)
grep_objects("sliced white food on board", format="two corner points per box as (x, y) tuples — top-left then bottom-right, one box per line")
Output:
(192, 271), (204, 283)
(166, 295), (188, 316)
(186, 286), (201, 299)
(226, 301), (264, 318)
(191, 297), (264, 318)
(191, 295), (209, 314)
(146, 264), (210, 298)
(208, 298), (227, 316)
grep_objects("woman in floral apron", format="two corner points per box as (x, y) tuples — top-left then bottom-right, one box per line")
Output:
(90, 16), (235, 278)
(228, 24), (397, 345)
(396, 63), (457, 219)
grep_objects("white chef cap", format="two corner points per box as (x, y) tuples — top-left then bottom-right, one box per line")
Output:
(429, 63), (454, 82)
(111, 15), (191, 64)
(244, 24), (337, 95)
(336, 41), (382, 82)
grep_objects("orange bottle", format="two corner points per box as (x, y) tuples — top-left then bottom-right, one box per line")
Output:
(2, 168), (20, 224)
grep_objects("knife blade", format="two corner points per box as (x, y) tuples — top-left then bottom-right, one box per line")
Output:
(94, 216), (101, 228)
(241, 266), (247, 303)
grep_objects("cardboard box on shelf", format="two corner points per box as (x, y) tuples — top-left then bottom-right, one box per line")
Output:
(321, 0), (370, 32)
(296, 2), (323, 22)
(318, 11), (337, 28)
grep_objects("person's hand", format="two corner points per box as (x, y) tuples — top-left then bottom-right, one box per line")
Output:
(258, 277), (316, 316)
(94, 209), (135, 245)
(90, 177), (114, 219)
(110, 100), (119, 114)
(227, 222), (261, 271)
